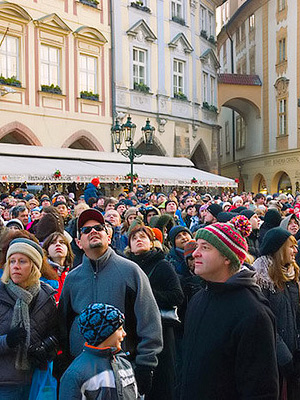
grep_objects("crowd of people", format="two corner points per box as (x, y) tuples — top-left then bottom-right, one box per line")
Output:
(0, 179), (300, 399)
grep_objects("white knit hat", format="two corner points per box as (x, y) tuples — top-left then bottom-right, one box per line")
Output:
(7, 238), (43, 270)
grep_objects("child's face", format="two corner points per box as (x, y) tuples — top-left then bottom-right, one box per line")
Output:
(104, 326), (126, 351)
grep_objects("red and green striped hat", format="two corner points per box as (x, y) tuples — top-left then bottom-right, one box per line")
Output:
(195, 223), (248, 265)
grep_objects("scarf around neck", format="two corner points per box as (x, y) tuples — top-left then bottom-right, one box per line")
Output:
(6, 279), (40, 370)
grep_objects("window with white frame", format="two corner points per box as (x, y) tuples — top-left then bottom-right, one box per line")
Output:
(40, 45), (60, 86)
(278, 98), (287, 135)
(225, 121), (230, 153)
(171, 0), (183, 19)
(203, 72), (208, 102)
(0, 34), (19, 79)
(210, 76), (215, 105)
(278, 0), (286, 12)
(208, 12), (214, 37)
(279, 38), (286, 62)
(200, 6), (206, 31)
(236, 115), (246, 149)
(173, 59), (184, 95)
(249, 14), (255, 32)
(79, 54), (98, 94)
(133, 48), (147, 86)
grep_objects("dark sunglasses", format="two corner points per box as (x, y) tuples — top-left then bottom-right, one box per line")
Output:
(80, 224), (106, 235)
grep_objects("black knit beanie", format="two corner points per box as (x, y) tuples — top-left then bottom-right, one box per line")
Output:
(168, 226), (191, 247)
(260, 227), (291, 256)
(207, 204), (222, 218)
(240, 209), (255, 220)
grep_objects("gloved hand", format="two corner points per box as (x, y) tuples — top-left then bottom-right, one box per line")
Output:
(28, 336), (58, 367)
(134, 365), (154, 395)
(6, 325), (26, 348)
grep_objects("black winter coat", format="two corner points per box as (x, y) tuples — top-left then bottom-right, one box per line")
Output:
(0, 281), (58, 386)
(181, 268), (279, 400)
(129, 249), (184, 400)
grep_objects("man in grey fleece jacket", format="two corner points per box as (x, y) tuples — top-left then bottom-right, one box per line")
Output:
(58, 209), (163, 396)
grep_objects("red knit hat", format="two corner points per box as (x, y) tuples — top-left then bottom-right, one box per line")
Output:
(91, 177), (100, 187)
(195, 223), (248, 265)
(151, 227), (163, 244)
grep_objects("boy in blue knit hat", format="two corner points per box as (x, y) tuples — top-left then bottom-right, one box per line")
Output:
(60, 303), (138, 399)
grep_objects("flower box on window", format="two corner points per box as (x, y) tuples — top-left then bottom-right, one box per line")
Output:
(208, 35), (216, 45)
(172, 15), (185, 26)
(80, 91), (99, 101)
(0, 75), (21, 88)
(202, 101), (210, 110)
(209, 105), (218, 113)
(79, 0), (99, 8)
(41, 84), (62, 95)
(200, 30), (208, 39)
(130, 2), (151, 13)
(174, 91), (188, 101)
(133, 82), (150, 93)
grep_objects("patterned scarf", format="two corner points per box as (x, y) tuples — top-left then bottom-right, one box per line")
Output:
(6, 279), (40, 370)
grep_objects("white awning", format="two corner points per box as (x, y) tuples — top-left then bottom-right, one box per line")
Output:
(0, 144), (237, 187)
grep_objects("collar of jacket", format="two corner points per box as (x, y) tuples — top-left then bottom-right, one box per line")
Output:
(87, 246), (114, 274)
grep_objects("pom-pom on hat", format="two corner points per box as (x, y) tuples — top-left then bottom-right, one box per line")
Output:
(260, 227), (291, 256)
(195, 223), (248, 265)
(230, 215), (252, 238)
(7, 238), (43, 270)
(78, 303), (125, 346)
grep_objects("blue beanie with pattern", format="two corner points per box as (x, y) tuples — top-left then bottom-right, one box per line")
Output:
(78, 303), (125, 346)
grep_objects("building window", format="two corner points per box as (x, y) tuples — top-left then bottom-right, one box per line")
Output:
(133, 48), (147, 85)
(278, 0), (286, 12)
(225, 121), (230, 154)
(278, 98), (287, 136)
(200, 6), (206, 31)
(240, 23), (245, 41)
(279, 38), (286, 62)
(208, 12), (214, 37)
(79, 54), (97, 93)
(171, 0), (183, 19)
(236, 115), (246, 149)
(249, 47), (256, 74)
(249, 14), (255, 31)
(210, 76), (215, 105)
(203, 72), (208, 102)
(0, 34), (19, 79)
(221, 1), (229, 26)
(173, 59), (184, 95)
(40, 45), (60, 86)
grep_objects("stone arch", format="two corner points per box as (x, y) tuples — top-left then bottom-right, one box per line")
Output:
(0, 121), (41, 145)
(191, 139), (210, 171)
(252, 173), (268, 194)
(221, 97), (261, 120)
(135, 136), (166, 156)
(62, 130), (104, 151)
(271, 171), (292, 194)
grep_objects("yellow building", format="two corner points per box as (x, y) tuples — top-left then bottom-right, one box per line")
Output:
(217, 0), (300, 194)
(0, 0), (111, 151)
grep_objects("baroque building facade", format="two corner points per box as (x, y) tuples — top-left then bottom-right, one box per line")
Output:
(112, 0), (223, 173)
(217, 0), (300, 193)
(0, 0), (224, 176)
(0, 0), (111, 151)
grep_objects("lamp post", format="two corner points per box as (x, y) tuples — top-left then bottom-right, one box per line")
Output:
(111, 116), (155, 191)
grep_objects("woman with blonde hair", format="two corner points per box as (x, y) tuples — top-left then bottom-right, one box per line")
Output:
(253, 227), (300, 399)
(0, 238), (58, 399)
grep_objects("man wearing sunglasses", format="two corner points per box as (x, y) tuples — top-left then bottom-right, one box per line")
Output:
(58, 208), (163, 397)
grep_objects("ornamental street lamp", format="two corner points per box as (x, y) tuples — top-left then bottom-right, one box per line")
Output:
(111, 115), (155, 191)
